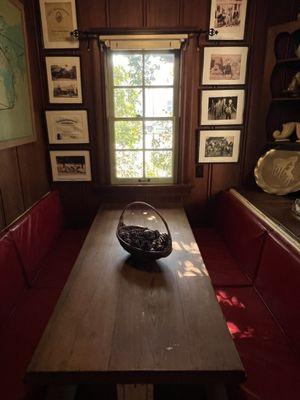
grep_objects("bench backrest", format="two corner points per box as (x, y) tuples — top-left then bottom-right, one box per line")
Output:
(9, 191), (63, 285)
(0, 234), (27, 326)
(215, 191), (267, 281)
(255, 231), (300, 356)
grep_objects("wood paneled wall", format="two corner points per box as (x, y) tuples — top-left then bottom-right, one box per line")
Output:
(267, 0), (300, 27)
(0, 0), (49, 230)
(27, 0), (298, 227)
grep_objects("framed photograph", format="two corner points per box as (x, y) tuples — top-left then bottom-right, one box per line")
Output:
(0, 0), (36, 150)
(198, 130), (241, 163)
(45, 56), (82, 104)
(209, 0), (248, 41)
(202, 46), (248, 85)
(46, 110), (89, 144)
(201, 89), (245, 125)
(50, 150), (92, 181)
(39, 0), (78, 48)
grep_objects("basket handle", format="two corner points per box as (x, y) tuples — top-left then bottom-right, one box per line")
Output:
(118, 201), (172, 239)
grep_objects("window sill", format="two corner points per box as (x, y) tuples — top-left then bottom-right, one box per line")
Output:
(95, 183), (193, 196)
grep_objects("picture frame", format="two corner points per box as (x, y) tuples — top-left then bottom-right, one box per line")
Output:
(50, 150), (92, 181)
(0, 0), (36, 150)
(202, 46), (248, 85)
(39, 0), (79, 49)
(45, 56), (82, 104)
(209, 0), (248, 41)
(198, 130), (241, 163)
(46, 110), (89, 144)
(201, 89), (245, 125)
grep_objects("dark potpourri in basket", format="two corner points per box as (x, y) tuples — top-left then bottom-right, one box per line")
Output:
(116, 202), (172, 260)
(118, 225), (170, 252)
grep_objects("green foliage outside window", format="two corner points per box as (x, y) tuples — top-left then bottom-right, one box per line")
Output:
(110, 52), (176, 181)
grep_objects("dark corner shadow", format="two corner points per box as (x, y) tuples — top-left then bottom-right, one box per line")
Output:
(118, 256), (169, 288)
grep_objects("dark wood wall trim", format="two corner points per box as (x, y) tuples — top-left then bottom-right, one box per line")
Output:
(93, 43), (111, 186)
(0, 189), (7, 229)
(267, 0), (300, 27)
(15, 148), (26, 209)
(105, 0), (110, 27)
(142, 0), (147, 27)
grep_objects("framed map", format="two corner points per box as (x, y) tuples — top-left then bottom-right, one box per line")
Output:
(0, 0), (36, 150)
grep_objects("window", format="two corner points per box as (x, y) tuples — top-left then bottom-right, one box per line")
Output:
(106, 49), (180, 185)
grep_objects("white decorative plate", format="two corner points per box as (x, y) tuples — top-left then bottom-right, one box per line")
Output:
(254, 149), (300, 195)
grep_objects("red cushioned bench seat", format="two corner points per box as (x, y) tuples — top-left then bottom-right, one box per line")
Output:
(215, 287), (300, 400)
(0, 191), (88, 400)
(193, 191), (267, 287)
(194, 189), (300, 400)
(255, 231), (300, 357)
(0, 234), (27, 326)
(33, 228), (88, 290)
(0, 288), (59, 400)
(193, 228), (251, 286)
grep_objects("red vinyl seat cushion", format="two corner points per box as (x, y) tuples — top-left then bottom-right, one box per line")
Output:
(9, 192), (63, 285)
(0, 192), (88, 400)
(0, 288), (60, 400)
(33, 229), (88, 290)
(193, 228), (250, 286)
(0, 233), (27, 326)
(215, 287), (300, 400)
(215, 191), (267, 280)
(255, 232), (300, 356)
(0, 228), (87, 400)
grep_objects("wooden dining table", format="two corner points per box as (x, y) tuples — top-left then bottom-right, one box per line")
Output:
(26, 204), (245, 399)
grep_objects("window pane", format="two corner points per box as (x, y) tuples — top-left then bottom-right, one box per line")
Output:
(115, 121), (143, 149)
(113, 54), (142, 86)
(116, 151), (143, 178)
(145, 121), (173, 149)
(145, 54), (174, 86)
(145, 88), (173, 117)
(145, 151), (172, 178)
(114, 88), (143, 118)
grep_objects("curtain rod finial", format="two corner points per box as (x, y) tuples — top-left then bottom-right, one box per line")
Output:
(208, 28), (218, 37)
(70, 29), (79, 39)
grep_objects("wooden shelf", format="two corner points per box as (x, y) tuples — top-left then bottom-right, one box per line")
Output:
(261, 21), (300, 147)
(272, 97), (300, 102)
(276, 57), (300, 64)
(266, 141), (300, 150)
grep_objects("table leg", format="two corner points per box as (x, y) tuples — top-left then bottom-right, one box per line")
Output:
(117, 384), (153, 400)
(45, 384), (77, 400)
(205, 384), (228, 400)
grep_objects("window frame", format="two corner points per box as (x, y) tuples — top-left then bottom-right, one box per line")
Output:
(106, 49), (180, 185)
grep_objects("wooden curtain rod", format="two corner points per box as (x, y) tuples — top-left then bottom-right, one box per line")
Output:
(70, 28), (218, 40)
(70, 28), (218, 51)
